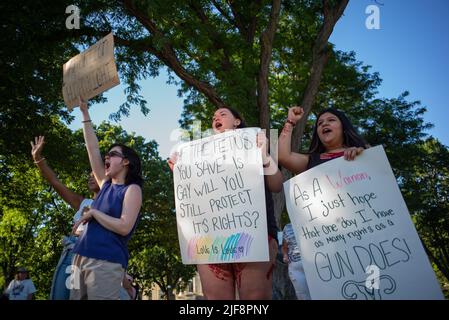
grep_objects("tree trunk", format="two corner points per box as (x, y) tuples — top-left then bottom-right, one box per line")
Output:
(272, 0), (349, 300)
(292, 0), (349, 150)
(257, 0), (281, 130)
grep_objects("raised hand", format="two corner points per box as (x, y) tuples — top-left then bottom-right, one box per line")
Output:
(167, 152), (179, 171)
(287, 106), (305, 125)
(30, 136), (45, 161)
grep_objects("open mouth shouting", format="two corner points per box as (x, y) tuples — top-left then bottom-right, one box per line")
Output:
(88, 179), (97, 188)
(214, 120), (223, 131)
(322, 127), (332, 135)
(105, 160), (111, 173)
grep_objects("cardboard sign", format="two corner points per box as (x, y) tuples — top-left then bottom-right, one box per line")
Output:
(284, 146), (444, 300)
(174, 128), (269, 264)
(63, 33), (120, 109)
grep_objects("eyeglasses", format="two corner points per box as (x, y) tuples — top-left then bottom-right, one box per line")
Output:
(105, 150), (125, 158)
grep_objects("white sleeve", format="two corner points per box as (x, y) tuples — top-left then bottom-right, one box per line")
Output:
(73, 198), (94, 222)
(26, 280), (36, 295)
(282, 225), (288, 242)
(4, 280), (13, 294)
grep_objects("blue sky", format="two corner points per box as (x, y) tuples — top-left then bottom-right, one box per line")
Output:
(69, 0), (449, 158)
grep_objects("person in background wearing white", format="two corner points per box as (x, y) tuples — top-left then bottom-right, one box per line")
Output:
(4, 267), (36, 300)
(119, 273), (137, 300)
(282, 223), (311, 300)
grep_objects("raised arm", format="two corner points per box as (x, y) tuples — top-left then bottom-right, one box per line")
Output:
(278, 106), (310, 175)
(72, 184), (142, 236)
(79, 97), (106, 188)
(31, 136), (84, 210)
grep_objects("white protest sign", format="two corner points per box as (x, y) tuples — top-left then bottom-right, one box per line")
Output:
(284, 145), (444, 300)
(174, 128), (269, 264)
(63, 33), (120, 109)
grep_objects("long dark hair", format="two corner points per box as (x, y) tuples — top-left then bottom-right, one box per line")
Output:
(308, 108), (368, 154)
(219, 107), (247, 128)
(108, 144), (143, 188)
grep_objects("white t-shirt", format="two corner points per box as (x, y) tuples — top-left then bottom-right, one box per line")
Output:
(119, 287), (131, 300)
(73, 198), (94, 234)
(119, 286), (136, 300)
(6, 279), (36, 300)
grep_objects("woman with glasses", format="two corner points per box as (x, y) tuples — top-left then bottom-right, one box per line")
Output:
(30, 136), (99, 299)
(70, 97), (143, 300)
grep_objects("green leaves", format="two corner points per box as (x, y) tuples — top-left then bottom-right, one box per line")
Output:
(0, 117), (194, 298)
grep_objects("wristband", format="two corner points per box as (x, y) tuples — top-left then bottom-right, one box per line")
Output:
(34, 157), (46, 164)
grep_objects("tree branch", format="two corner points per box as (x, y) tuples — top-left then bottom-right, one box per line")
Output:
(187, 1), (233, 72)
(122, 0), (227, 109)
(246, 0), (263, 45)
(257, 0), (281, 130)
(292, 0), (349, 151)
(227, 0), (262, 44)
(211, 0), (237, 30)
(227, 0), (248, 39)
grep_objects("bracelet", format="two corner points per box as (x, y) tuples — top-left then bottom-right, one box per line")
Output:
(286, 119), (296, 127)
(34, 157), (46, 164)
(82, 120), (92, 123)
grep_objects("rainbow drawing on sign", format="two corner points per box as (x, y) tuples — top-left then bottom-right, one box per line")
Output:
(187, 233), (254, 262)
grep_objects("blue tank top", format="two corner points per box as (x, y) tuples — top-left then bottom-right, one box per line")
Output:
(73, 181), (139, 268)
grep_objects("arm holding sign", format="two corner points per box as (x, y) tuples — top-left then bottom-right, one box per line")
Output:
(343, 147), (365, 161)
(257, 132), (283, 193)
(167, 152), (178, 172)
(189, 107), (280, 300)
(79, 97), (107, 188)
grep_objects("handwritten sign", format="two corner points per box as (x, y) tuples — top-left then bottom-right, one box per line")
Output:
(174, 128), (269, 264)
(284, 146), (444, 300)
(63, 33), (120, 109)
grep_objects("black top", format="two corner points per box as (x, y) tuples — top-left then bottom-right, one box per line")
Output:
(264, 182), (278, 241)
(306, 152), (344, 170)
